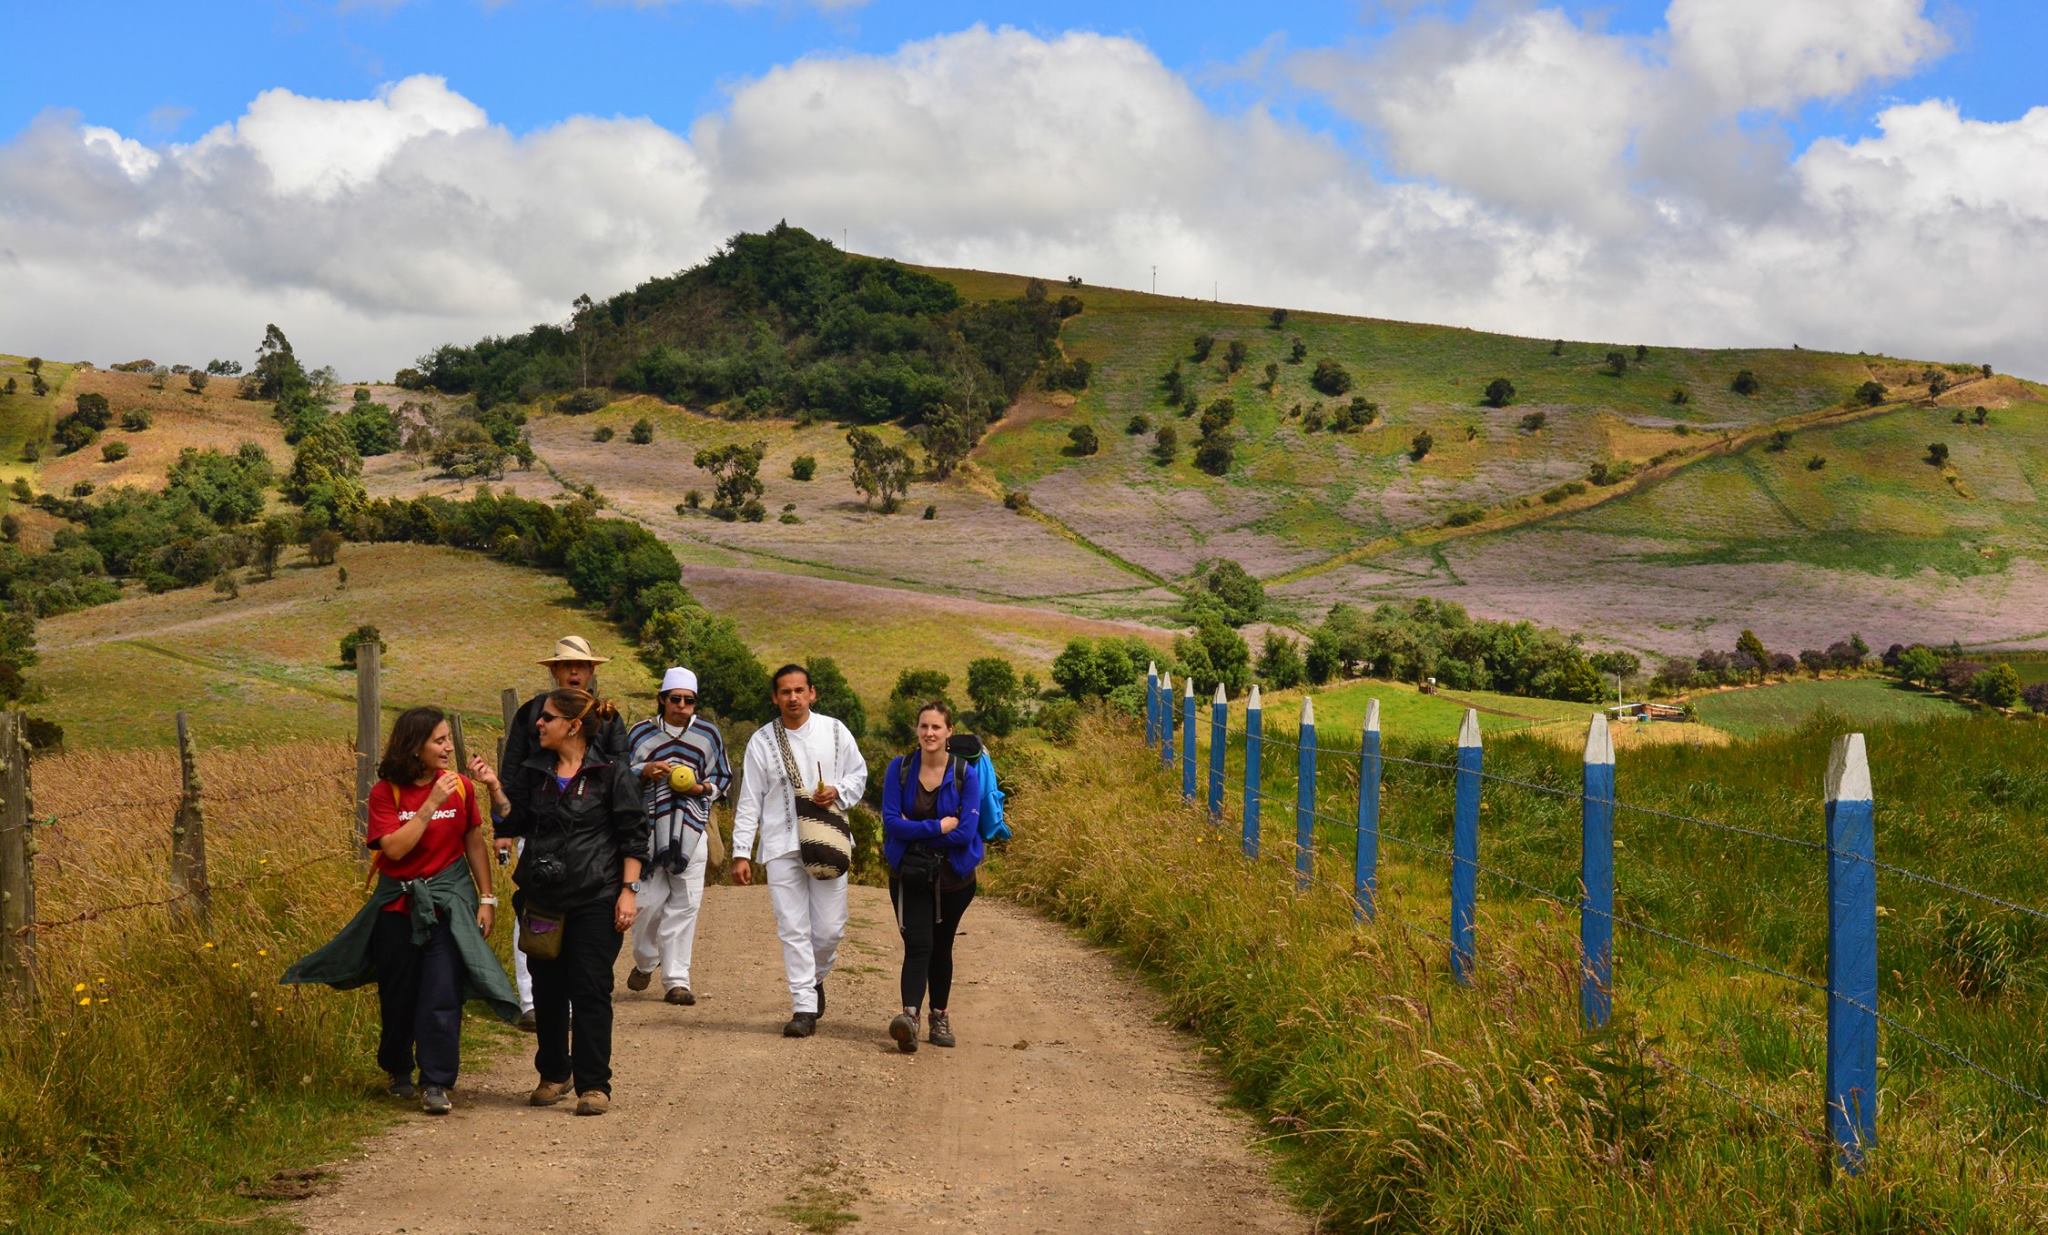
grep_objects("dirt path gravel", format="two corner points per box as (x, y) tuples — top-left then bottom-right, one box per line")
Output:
(291, 885), (1307, 1235)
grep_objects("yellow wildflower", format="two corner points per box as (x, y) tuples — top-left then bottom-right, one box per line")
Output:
(73, 982), (87, 993)
(231, 961), (242, 970)
(78, 996), (91, 1007)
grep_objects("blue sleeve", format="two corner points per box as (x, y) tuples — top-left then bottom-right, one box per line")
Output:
(882, 756), (944, 842)
(941, 761), (981, 850)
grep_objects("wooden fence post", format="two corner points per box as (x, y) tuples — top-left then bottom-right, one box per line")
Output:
(1355, 699), (1381, 921)
(1242, 687), (1262, 860)
(499, 686), (519, 769)
(450, 713), (470, 773)
(1207, 684), (1226, 820)
(1580, 712), (1614, 1028)
(1826, 733), (1878, 1174)
(1295, 696), (1316, 892)
(0, 712), (35, 1008)
(169, 711), (210, 931)
(354, 641), (381, 860)
(1159, 673), (1173, 771)
(1450, 708), (1482, 984)
(1181, 679), (1197, 802)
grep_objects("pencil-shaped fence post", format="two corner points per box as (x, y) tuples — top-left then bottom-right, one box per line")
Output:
(1295, 696), (1316, 891)
(1580, 712), (1615, 1028)
(1826, 733), (1878, 1174)
(1146, 662), (1159, 746)
(1243, 687), (1263, 859)
(1355, 699), (1381, 920)
(1450, 709), (1481, 984)
(1159, 672), (1173, 770)
(1181, 680), (1198, 802)
(1208, 685), (1227, 820)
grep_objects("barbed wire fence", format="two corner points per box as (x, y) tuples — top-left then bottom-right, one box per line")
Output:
(1142, 669), (2048, 1179)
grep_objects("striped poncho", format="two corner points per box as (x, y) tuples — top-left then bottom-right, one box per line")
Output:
(626, 715), (734, 874)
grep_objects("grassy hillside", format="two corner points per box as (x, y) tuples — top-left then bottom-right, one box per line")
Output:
(0, 353), (75, 499)
(1691, 678), (1969, 739)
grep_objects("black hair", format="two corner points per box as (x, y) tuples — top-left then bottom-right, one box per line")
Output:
(378, 706), (448, 785)
(770, 663), (811, 691)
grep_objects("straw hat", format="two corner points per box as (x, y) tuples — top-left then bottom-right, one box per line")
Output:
(538, 635), (610, 666)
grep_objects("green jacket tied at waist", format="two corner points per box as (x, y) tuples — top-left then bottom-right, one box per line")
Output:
(280, 861), (520, 1023)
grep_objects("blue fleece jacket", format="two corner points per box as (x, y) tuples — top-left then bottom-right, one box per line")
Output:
(881, 753), (984, 881)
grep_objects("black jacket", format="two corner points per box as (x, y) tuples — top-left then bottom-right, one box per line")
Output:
(501, 692), (629, 821)
(499, 739), (646, 911)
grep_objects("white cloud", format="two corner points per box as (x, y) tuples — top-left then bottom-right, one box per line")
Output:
(0, 13), (2041, 382)
(1668, 0), (1948, 112)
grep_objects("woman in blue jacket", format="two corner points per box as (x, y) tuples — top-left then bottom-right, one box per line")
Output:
(880, 700), (984, 1053)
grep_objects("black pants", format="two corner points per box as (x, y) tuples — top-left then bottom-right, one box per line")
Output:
(526, 899), (622, 1095)
(890, 874), (976, 1011)
(372, 910), (463, 1088)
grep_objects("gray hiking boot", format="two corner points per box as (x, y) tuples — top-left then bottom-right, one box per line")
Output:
(928, 1010), (956, 1048)
(888, 1012), (920, 1054)
(420, 1085), (452, 1115)
(386, 1075), (418, 1100)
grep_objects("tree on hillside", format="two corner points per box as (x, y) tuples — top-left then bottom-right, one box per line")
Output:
(1854, 380), (1886, 406)
(1067, 423), (1099, 456)
(630, 417), (655, 445)
(1731, 369), (1760, 396)
(912, 407), (981, 478)
(570, 292), (598, 389)
(25, 358), (42, 377)
(1288, 338), (1307, 363)
(1151, 423), (1178, 465)
(1193, 430), (1236, 476)
(966, 656), (1023, 736)
(1519, 411), (1546, 433)
(641, 605), (770, 722)
(1974, 664), (2021, 708)
(1261, 361), (1279, 391)
(1926, 442), (1950, 467)
(1590, 650), (1640, 688)
(1256, 631), (1305, 690)
(1604, 351), (1628, 377)
(1735, 630), (1770, 681)
(1482, 377), (1516, 408)
(1269, 308), (1288, 329)
(1191, 334), (1215, 362)
(846, 427), (913, 512)
(1174, 619), (1252, 696)
(0, 610), (39, 706)
(1223, 340), (1248, 374)
(30, 375), (47, 397)
(285, 420), (366, 526)
(1410, 430), (1434, 461)
(1311, 358), (1353, 396)
(693, 440), (767, 515)
(187, 370), (209, 394)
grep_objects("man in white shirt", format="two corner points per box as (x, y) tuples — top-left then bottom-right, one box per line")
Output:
(731, 663), (869, 1038)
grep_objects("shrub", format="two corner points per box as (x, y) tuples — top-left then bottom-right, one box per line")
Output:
(339, 623), (386, 668)
(121, 409), (152, 431)
(1550, 339), (1564, 356)
(1670, 388), (1690, 405)
(307, 529), (343, 566)
(629, 418), (654, 444)
(1445, 507), (1484, 527)
(1673, 423), (1691, 436)
(2021, 682), (2048, 713)
(1854, 380), (1887, 406)
(186, 370), (209, 394)
(1972, 407), (1989, 426)
(70, 481), (94, 497)
(1288, 339), (1307, 363)
(1067, 424), (1100, 456)
(1256, 631), (1304, 690)
(966, 656), (1024, 736)
(556, 388), (606, 414)
(1193, 432), (1235, 476)
(1929, 372), (1950, 396)
(683, 489), (701, 510)
(1035, 697), (1082, 745)
(1587, 459), (1635, 486)
(1310, 359), (1353, 396)
(1973, 664), (2022, 709)
(922, 504), (936, 520)
(1767, 429), (1791, 452)
(1518, 411), (1546, 432)
(1634, 344), (1648, 361)
(1268, 308), (1288, 329)
(1541, 481), (1587, 504)
(1151, 424), (1178, 465)
(1807, 455), (1826, 471)
(1927, 442), (1950, 467)
(1409, 431), (1433, 461)
(791, 454), (816, 481)
(1731, 369), (1760, 396)
(1302, 406), (1325, 433)
(593, 426), (615, 442)
(1482, 378), (1515, 408)
(1223, 340), (1248, 375)
(1603, 351), (1628, 377)
(1329, 397), (1376, 433)
(1952, 410), (1966, 425)
(100, 442), (128, 463)
(1126, 413), (1151, 435)
(1004, 489), (1030, 511)
(1191, 333), (1215, 362)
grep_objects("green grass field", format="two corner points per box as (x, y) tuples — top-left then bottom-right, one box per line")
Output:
(1691, 678), (1971, 739)
(0, 353), (73, 501)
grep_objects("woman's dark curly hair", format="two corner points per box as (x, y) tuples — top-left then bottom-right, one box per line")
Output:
(378, 706), (449, 785)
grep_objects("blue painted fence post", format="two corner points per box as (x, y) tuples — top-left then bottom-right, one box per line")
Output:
(1580, 712), (1615, 1029)
(1355, 699), (1382, 921)
(1295, 696), (1317, 892)
(1182, 679), (1198, 801)
(1243, 687), (1263, 859)
(1826, 734), (1878, 1174)
(1208, 685), (1227, 820)
(1450, 709), (1482, 984)
(1159, 672), (1174, 771)
(1145, 662), (1159, 746)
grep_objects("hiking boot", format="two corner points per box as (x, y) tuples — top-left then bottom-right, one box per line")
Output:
(782, 1011), (819, 1038)
(928, 1010), (956, 1048)
(529, 1078), (573, 1107)
(664, 985), (696, 1006)
(814, 982), (826, 1019)
(575, 1091), (609, 1117)
(386, 1075), (418, 1100)
(888, 1012), (920, 1054)
(517, 1009), (537, 1033)
(626, 968), (653, 993)
(420, 1085), (452, 1115)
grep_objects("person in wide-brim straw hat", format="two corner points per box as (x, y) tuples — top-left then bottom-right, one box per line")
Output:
(491, 635), (628, 1029)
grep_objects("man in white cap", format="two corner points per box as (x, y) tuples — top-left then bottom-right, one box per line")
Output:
(624, 667), (732, 1005)
(495, 634), (631, 1029)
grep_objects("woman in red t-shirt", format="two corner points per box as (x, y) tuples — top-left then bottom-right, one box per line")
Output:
(367, 706), (497, 1115)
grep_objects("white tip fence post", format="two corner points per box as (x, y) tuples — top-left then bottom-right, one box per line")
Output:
(1159, 673), (1174, 770)
(1826, 733), (1878, 1174)
(1354, 699), (1382, 921)
(1208, 684), (1227, 820)
(1295, 696), (1317, 892)
(1146, 663), (1160, 746)
(1243, 687), (1263, 859)
(1580, 712), (1615, 1028)
(1450, 708), (1482, 984)
(1181, 679), (1198, 801)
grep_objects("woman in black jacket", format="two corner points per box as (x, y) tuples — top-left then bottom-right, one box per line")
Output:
(479, 687), (646, 1116)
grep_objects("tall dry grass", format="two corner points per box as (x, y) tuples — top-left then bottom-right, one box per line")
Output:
(996, 715), (2048, 1232)
(0, 741), (434, 1231)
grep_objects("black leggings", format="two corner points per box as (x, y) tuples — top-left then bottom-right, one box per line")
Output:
(525, 898), (622, 1096)
(889, 874), (975, 1011)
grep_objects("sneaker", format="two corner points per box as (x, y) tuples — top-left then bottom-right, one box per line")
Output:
(888, 1012), (919, 1054)
(928, 1010), (956, 1048)
(575, 1091), (609, 1117)
(420, 1085), (452, 1115)
(626, 968), (653, 993)
(528, 1078), (573, 1107)
(664, 985), (696, 1006)
(386, 1075), (418, 1100)
(517, 1009), (537, 1033)
(782, 1011), (819, 1038)
(814, 982), (826, 1019)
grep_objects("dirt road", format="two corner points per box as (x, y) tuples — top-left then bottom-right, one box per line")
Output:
(292, 885), (1306, 1234)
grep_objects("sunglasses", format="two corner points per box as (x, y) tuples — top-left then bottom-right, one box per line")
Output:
(663, 693), (698, 705)
(537, 711), (563, 724)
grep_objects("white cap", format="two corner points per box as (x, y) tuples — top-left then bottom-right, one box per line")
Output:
(660, 667), (699, 695)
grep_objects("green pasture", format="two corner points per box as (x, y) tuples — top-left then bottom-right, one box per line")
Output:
(1692, 678), (1973, 739)
(0, 353), (72, 498)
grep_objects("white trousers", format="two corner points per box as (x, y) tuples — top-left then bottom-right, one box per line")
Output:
(631, 856), (707, 990)
(764, 852), (847, 1013)
(510, 839), (533, 1013)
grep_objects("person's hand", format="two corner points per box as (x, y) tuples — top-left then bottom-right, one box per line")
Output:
(614, 887), (637, 933)
(467, 757), (500, 791)
(425, 770), (461, 809)
(812, 784), (840, 808)
(689, 781), (712, 797)
(495, 837), (514, 860)
(938, 815), (961, 835)
(476, 903), (495, 939)
(731, 858), (753, 886)
(642, 760), (672, 781)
